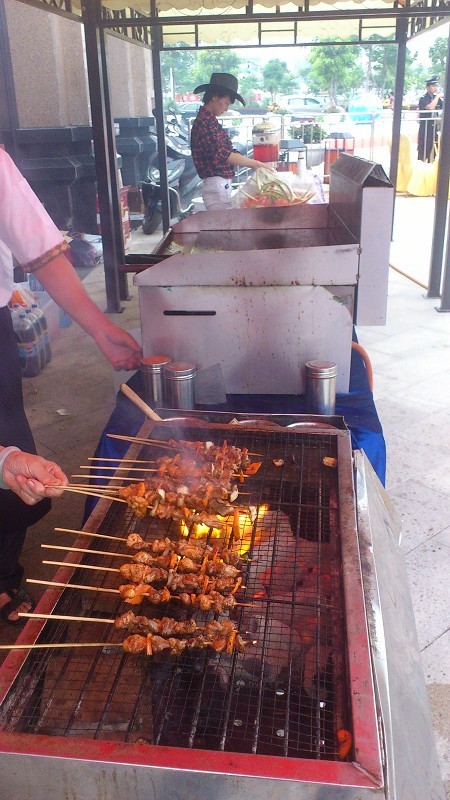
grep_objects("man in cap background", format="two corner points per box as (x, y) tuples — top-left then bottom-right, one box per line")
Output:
(190, 73), (269, 210)
(417, 76), (443, 162)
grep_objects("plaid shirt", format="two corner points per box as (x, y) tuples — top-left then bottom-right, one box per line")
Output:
(190, 105), (234, 180)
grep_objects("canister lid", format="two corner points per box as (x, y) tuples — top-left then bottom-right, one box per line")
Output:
(141, 355), (171, 372)
(305, 360), (337, 378)
(164, 360), (196, 379)
(141, 355), (171, 366)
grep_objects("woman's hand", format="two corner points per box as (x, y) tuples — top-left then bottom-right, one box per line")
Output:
(1, 450), (68, 504)
(94, 322), (143, 371)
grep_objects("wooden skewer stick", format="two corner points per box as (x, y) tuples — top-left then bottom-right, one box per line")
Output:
(106, 433), (263, 457)
(42, 544), (132, 559)
(88, 457), (155, 464)
(54, 527), (127, 542)
(53, 486), (127, 503)
(63, 483), (124, 490)
(77, 465), (157, 473)
(70, 476), (137, 483)
(0, 642), (122, 651)
(19, 612), (114, 624)
(107, 433), (176, 447)
(42, 560), (120, 573)
(27, 578), (119, 594)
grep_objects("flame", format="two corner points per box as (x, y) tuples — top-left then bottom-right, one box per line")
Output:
(178, 504), (269, 556)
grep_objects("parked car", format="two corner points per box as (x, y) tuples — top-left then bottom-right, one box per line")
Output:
(282, 95), (327, 122)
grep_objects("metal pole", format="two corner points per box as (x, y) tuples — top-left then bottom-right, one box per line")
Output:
(0, 0), (19, 157)
(428, 30), (450, 300)
(389, 17), (408, 193)
(151, 25), (171, 232)
(82, 0), (122, 313)
(98, 14), (129, 301)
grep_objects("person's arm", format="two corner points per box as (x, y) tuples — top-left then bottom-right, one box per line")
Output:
(425, 94), (443, 110)
(27, 253), (142, 371)
(227, 152), (273, 171)
(0, 446), (68, 505)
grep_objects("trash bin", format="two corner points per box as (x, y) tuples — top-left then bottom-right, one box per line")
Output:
(324, 131), (355, 183)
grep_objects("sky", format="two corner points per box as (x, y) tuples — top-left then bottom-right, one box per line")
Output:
(407, 21), (449, 66)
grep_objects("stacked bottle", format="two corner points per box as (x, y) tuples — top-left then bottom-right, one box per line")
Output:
(10, 297), (51, 377)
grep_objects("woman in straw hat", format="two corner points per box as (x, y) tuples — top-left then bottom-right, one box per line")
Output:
(190, 73), (269, 210)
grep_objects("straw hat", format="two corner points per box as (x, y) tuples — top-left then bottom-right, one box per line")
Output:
(193, 73), (245, 106)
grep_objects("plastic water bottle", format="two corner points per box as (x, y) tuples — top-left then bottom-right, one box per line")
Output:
(25, 307), (45, 371)
(17, 312), (41, 377)
(31, 303), (51, 363)
(10, 307), (26, 375)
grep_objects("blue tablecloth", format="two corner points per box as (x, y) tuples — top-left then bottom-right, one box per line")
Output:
(83, 343), (385, 523)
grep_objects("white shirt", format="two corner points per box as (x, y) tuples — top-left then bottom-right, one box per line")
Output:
(0, 149), (63, 307)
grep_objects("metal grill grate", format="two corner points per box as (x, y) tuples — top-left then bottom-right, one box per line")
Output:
(0, 426), (350, 759)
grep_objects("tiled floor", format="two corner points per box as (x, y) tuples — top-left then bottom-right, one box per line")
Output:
(0, 194), (448, 797)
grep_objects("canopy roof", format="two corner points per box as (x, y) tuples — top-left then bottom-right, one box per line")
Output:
(100, 0), (449, 46)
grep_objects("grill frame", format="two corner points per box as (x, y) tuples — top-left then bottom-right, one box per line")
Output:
(0, 418), (384, 798)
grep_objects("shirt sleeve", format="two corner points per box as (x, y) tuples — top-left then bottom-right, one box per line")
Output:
(0, 149), (64, 266)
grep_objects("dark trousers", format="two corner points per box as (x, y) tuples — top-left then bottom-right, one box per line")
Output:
(0, 305), (50, 594)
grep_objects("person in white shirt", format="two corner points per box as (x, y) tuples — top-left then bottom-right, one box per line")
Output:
(0, 147), (142, 625)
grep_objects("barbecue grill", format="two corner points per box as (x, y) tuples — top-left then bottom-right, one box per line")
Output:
(135, 155), (394, 395)
(0, 414), (444, 800)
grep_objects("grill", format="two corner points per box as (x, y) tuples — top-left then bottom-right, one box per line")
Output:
(0, 418), (443, 800)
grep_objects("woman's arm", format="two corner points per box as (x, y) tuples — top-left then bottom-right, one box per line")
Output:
(31, 253), (142, 371)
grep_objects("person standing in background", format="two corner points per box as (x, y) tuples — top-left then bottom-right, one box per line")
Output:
(190, 73), (269, 210)
(418, 76), (443, 162)
(0, 147), (142, 625)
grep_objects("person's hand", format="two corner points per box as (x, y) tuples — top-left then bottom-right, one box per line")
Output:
(253, 161), (275, 171)
(1, 451), (68, 504)
(94, 323), (143, 371)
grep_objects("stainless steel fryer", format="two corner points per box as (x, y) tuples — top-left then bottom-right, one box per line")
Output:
(0, 414), (444, 800)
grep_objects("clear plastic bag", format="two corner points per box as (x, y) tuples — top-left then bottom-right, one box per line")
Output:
(233, 167), (323, 208)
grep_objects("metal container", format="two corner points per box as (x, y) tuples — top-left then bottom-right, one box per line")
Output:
(140, 355), (171, 406)
(164, 360), (196, 409)
(305, 360), (337, 414)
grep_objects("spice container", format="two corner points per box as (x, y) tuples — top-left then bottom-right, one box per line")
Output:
(164, 361), (196, 410)
(305, 360), (337, 415)
(140, 355), (171, 407)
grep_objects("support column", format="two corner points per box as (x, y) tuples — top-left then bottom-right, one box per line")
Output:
(82, 0), (126, 313)
(389, 17), (408, 194)
(0, 0), (19, 157)
(151, 24), (170, 232)
(428, 31), (450, 302)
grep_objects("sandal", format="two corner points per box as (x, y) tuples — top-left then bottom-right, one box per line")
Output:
(0, 587), (36, 627)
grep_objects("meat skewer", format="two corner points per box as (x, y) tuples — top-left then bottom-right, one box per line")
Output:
(123, 629), (246, 655)
(17, 611), (241, 641)
(27, 579), (253, 612)
(41, 544), (244, 575)
(0, 630), (247, 656)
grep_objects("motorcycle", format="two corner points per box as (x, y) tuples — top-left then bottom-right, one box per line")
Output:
(139, 114), (202, 235)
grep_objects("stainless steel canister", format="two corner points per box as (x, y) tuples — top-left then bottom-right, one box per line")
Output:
(140, 355), (171, 407)
(305, 360), (337, 415)
(164, 361), (196, 410)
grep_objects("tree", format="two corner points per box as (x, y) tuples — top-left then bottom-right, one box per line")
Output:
(429, 37), (448, 84)
(307, 41), (364, 105)
(161, 48), (197, 96)
(190, 50), (242, 95)
(262, 59), (296, 101)
(364, 41), (417, 96)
